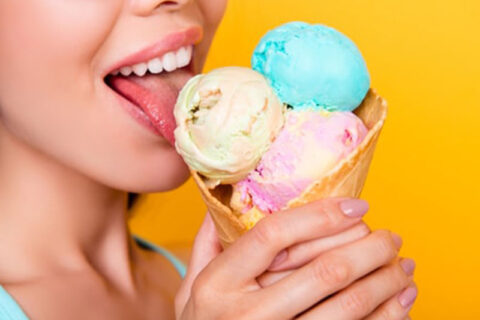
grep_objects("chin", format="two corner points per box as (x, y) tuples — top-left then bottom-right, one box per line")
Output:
(112, 150), (191, 194)
(150, 158), (191, 192)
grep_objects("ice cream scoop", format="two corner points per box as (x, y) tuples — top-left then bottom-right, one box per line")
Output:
(231, 110), (368, 213)
(252, 22), (370, 112)
(174, 67), (285, 187)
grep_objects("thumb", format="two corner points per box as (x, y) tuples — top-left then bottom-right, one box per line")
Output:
(185, 212), (223, 280)
(175, 212), (222, 316)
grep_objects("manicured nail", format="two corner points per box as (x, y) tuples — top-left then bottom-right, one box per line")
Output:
(269, 250), (288, 269)
(399, 286), (417, 308)
(391, 232), (403, 249)
(339, 199), (369, 217)
(400, 258), (416, 276)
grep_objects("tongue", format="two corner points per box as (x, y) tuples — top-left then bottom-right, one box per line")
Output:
(108, 69), (193, 144)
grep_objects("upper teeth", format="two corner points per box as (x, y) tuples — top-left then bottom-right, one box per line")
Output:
(111, 45), (193, 77)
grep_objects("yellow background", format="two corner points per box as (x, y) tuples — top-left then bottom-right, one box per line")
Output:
(130, 0), (480, 318)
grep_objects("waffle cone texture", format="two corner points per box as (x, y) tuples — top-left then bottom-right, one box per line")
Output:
(191, 89), (388, 248)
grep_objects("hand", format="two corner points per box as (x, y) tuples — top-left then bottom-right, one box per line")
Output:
(258, 219), (371, 287)
(175, 199), (417, 320)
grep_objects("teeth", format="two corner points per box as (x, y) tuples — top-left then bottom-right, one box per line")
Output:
(110, 45), (193, 77)
(147, 58), (163, 74)
(162, 52), (177, 72)
(132, 63), (148, 76)
(176, 47), (191, 68)
(120, 66), (133, 76)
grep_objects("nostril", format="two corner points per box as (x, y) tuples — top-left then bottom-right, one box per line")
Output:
(134, 0), (186, 16)
(161, 1), (179, 7)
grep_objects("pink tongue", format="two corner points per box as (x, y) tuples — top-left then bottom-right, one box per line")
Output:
(108, 70), (193, 144)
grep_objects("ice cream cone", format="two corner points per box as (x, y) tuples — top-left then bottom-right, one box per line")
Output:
(191, 89), (388, 248)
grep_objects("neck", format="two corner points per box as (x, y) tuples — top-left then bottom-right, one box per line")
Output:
(0, 126), (136, 292)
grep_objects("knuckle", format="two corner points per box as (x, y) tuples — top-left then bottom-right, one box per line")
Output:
(190, 275), (216, 307)
(393, 263), (411, 287)
(373, 230), (397, 259)
(339, 289), (371, 316)
(356, 222), (371, 236)
(377, 300), (407, 320)
(377, 307), (396, 320)
(251, 217), (282, 245)
(380, 263), (410, 292)
(312, 256), (350, 286)
(320, 204), (344, 230)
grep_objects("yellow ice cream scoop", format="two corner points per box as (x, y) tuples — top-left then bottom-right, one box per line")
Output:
(174, 66), (285, 187)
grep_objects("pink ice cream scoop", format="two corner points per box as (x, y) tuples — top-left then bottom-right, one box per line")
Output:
(231, 110), (368, 213)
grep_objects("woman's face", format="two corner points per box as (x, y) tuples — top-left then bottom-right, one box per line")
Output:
(0, 0), (227, 192)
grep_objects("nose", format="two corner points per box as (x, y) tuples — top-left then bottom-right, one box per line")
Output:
(131, 0), (190, 16)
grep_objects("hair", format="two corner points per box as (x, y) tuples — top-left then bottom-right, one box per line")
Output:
(127, 193), (139, 210)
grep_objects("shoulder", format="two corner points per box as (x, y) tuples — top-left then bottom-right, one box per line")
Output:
(1, 272), (114, 319)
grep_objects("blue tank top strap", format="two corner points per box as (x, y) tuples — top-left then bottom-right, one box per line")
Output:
(133, 235), (187, 278)
(0, 285), (29, 320)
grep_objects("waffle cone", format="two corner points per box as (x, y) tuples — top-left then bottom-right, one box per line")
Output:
(191, 89), (388, 248)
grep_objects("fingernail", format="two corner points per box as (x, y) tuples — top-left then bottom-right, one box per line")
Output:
(391, 232), (403, 249)
(398, 286), (417, 308)
(339, 199), (369, 217)
(269, 250), (288, 269)
(400, 258), (416, 276)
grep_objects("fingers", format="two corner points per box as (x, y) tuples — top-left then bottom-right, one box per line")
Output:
(365, 283), (418, 320)
(298, 258), (415, 319)
(175, 213), (222, 316)
(259, 223), (370, 287)
(252, 230), (402, 319)
(257, 222), (370, 288)
(268, 222), (370, 272)
(209, 198), (369, 287)
(257, 269), (293, 288)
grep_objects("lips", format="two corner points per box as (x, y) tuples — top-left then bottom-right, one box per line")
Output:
(104, 27), (202, 144)
(107, 68), (193, 145)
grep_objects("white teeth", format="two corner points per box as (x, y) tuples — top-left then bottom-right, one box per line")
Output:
(120, 66), (133, 76)
(147, 58), (163, 74)
(111, 45), (192, 77)
(132, 63), (148, 76)
(162, 52), (177, 72)
(176, 47), (190, 68)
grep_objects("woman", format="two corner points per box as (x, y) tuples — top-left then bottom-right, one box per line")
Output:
(0, 0), (417, 319)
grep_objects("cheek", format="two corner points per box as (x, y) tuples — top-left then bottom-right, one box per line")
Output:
(0, 1), (190, 192)
(0, 0), (120, 177)
(199, 0), (228, 29)
(191, 0), (227, 71)
(0, 1), (121, 129)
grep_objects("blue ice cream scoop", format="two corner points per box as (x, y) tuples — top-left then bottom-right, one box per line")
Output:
(252, 22), (370, 112)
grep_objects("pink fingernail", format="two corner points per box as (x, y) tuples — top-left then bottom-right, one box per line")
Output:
(391, 232), (403, 249)
(269, 250), (288, 269)
(339, 199), (369, 217)
(400, 258), (416, 276)
(399, 286), (418, 308)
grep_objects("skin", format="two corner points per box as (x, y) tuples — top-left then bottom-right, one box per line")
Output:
(0, 0), (416, 319)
